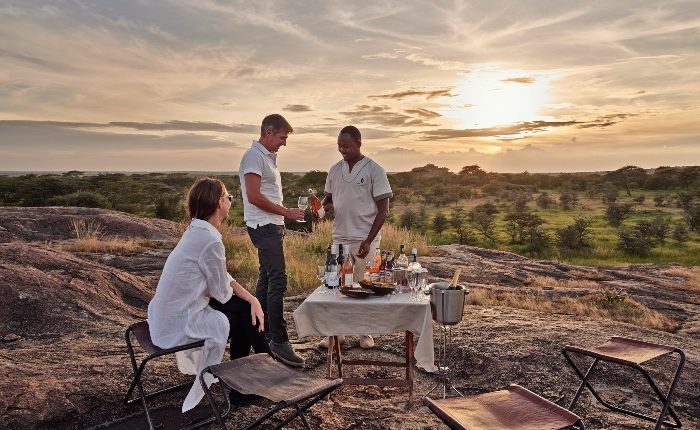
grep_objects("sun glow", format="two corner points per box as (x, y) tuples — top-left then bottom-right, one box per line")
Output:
(440, 66), (552, 130)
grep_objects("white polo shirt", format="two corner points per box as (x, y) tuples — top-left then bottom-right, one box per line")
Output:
(239, 140), (284, 228)
(325, 156), (393, 243)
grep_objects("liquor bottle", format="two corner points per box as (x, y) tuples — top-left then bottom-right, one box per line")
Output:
(407, 247), (421, 271)
(323, 244), (333, 288)
(326, 244), (339, 288)
(384, 249), (395, 283)
(396, 244), (408, 269)
(308, 188), (324, 219)
(340, 245), (355, 288)
(378, 250), (387, 283)
(370, 248), (382, 283)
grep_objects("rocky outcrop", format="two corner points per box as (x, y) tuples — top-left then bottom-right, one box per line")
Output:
(0, 207), (698, 429)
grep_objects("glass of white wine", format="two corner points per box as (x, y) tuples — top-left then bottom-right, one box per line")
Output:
(297, 196), (308, 223)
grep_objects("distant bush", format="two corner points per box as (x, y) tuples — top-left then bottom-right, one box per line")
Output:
(633, 195), (646, 205)
(536, 192), (555, 209)
(468, 203), (498, 244)
(672, 223), (689, 244)
(617, 227), (653, 256)
(605, 202), (633, 226)
(559, 191), (578, 210)
(400, 208), (418, 229)
(154, 193), (184, 221)
(653, 194), (668, 207)
(47, 191), (109, 208)
(556, 217), (593, 250)
(431, 211), (448, 236)
(634, 216), (670, 244)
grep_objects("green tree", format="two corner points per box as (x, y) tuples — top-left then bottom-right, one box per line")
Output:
(450, 207), (475, 245)
(468, 203), (498, 243)
(605, 165), (647, 196)
(432, 211), (448, 236)
(559, 190), (578, 210)
(400, 209), (417, 229)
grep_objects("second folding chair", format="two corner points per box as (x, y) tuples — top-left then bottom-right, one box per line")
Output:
(201, 353), (343, 430)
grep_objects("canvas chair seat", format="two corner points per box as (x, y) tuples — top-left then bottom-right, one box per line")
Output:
(201, 353), (343, 430)
(124, 320), (222, 430)
(424, 384), (584, 430)
(562, 336), (685, 430)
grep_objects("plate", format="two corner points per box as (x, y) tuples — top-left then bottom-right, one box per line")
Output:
(338, 288), (373, 299)
(359, 281), (396, 296)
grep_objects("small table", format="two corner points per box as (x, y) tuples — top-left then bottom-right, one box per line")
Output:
(293, 287), (437, 400)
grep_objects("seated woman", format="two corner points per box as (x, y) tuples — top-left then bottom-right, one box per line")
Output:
(147, 177), (264, 412)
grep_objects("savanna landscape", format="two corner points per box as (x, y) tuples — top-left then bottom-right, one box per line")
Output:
(1, 165), (699, 429)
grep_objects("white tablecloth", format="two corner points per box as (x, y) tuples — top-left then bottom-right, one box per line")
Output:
(293, 287), (437, 372)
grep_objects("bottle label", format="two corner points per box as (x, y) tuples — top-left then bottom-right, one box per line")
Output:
(344, 273), (354, 287)
(326, 271), (339, 287)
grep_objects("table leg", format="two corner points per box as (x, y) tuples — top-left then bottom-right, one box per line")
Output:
(334, 335), (344, 378)
(326, 336), (334, 378)
(406, 331), (414, 402)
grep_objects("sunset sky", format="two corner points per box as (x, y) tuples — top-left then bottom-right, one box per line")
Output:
(1, 1), (699, 173)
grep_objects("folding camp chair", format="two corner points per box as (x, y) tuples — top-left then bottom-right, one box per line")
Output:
(424, 384), (585, 430)
(562, 336), (685, 430)
(124, 320), (225, 430)
(201, 353), (343, 430)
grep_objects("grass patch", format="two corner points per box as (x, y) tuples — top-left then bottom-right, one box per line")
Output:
(662, 267), (700, 291)
(63, 218), (146, 254)
(465, 286), (680, 332)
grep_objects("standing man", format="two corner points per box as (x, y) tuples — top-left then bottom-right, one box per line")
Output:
(239, 114), (305, 367)
(322, 125), (392, 349)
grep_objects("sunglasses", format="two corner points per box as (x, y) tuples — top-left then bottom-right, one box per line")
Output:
(223, 194), (233, 202)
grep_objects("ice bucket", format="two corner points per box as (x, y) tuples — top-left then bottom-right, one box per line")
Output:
(429, 282), (468, 325)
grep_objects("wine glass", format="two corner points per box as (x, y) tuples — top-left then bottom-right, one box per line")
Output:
(317, 265), (327, 293)
(297, 196), (308, 222)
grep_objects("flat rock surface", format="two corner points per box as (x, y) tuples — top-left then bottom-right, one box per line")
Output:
(1, 207), (698, 429)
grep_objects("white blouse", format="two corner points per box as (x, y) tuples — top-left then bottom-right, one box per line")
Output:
(147, 218), (234, 411)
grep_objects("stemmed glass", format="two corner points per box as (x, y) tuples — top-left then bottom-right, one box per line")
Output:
(297, 196), (308, 223)
(317, 265), (327, 294)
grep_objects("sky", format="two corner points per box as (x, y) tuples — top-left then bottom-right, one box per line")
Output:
(1, 0), (699, 173)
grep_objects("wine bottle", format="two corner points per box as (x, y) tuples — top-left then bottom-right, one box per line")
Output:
(341, 245), (354, 288)
(308, 188), (324, 218)
(326, 244), (339, 288)
(323, 244), (333, 288)
(370, 248), (382, 283)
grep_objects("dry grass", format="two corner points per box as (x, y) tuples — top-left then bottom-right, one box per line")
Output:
(63, 218), (155, 254)
(527, 275), (602, 290)
(663, 267), (700, 291)
(220, 220), (430, 294)
(466, 286), (680, 332)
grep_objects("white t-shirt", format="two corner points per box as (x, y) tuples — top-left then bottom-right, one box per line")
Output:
(325, 156), (392, 242)
(239, 140), (284, 228)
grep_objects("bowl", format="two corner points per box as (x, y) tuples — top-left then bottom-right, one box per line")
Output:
(338, 287), (373, 299)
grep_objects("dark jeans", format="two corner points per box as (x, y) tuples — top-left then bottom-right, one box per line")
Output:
(247, 223), (288, 344)
(209, 296), (270, 360)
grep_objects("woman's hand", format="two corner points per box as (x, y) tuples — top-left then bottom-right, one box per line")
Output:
(250, 299), (265, 332)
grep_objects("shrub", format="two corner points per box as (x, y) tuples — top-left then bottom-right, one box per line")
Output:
(536, 192), (555, 209)
(432, 211), (448, 236)
(634, 216), (670, 244)
(468, 203), (498, 243)
(672, 223), (689, 244)
(617, 228), (653, 256)
(47, 191), (110, 208)
(633, 195), (646, 205)
(154, 193), (184, 220)
(559, 191), (578, 210)
(400, 208), (417, 229)
(653, 194), (668, 207)
(605, 202), (633, 226)
(556, 217), (593, 250)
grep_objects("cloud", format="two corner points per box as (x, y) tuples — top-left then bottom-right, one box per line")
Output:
(420, 120), (580, 140)
(405, 53), (470, 71)
(340, 105), (439, 127)
(501, 77), (536, 84)
(0, 120), (257, 134)
(368, 87), (452, 100)
(283, 104), (312, 112)
(403, 108), (441, 119)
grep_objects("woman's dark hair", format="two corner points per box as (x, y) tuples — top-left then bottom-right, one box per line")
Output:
(186, 177), (225, 220)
